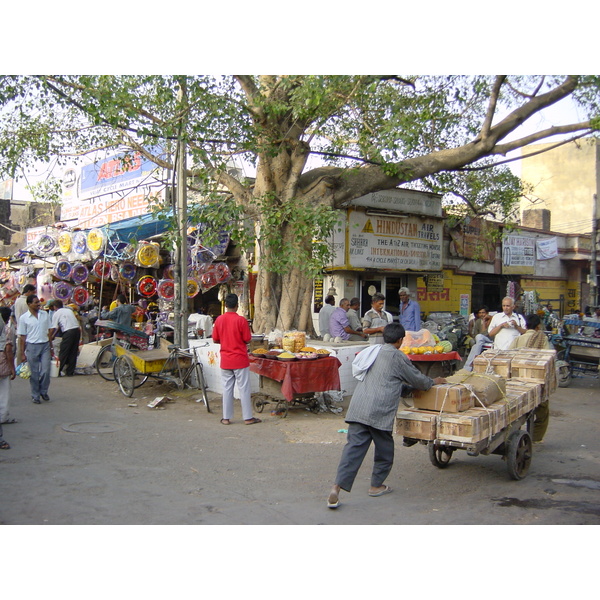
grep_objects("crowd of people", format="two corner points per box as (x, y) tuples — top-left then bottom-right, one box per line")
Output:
(320, 287), (421, 343)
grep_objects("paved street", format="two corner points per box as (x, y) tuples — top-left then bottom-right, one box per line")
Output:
(1, 369), (599, 526)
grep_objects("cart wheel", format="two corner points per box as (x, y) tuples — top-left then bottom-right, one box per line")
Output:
(428, 441), (454, 469)
(114, 355), (136, 398)
(506, 429), (532, 480)
(557, 363), (572, 387)
(253, 397), (265, 413)
(95, 345), (116, 381)
(275, 401), (288, 418)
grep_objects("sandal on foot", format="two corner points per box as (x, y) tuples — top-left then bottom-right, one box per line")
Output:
(244, 417), (262, 425)
(368, 485), (392, 497)
(327, 492), (340, 509)
(0, 441), (10, 450)
(2, 418), (18, 424)
(220, 418), (231, 425)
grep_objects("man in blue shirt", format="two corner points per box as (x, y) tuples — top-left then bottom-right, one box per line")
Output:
(398, 287), (421, 332)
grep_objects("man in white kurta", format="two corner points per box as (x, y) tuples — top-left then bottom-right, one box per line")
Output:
(488, 297), (526, 350)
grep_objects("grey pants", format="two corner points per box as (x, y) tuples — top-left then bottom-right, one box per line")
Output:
(25, 341), (51, 401)
(335, 422), (394, 492)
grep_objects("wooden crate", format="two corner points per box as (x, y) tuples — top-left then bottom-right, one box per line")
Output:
(510, 352), (556, 398)
(412, 384), (473, 413)
(436, 409), (494, 443)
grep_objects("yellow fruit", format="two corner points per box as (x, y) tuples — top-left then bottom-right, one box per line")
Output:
(401, 347), (411, 354)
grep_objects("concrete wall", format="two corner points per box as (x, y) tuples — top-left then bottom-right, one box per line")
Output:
(520, 139), (598, 234)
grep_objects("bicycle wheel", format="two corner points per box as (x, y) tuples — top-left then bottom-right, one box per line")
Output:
(194, 363), (210, 412)
(114, 355), (136, 397)
(95, 345), (116, 381)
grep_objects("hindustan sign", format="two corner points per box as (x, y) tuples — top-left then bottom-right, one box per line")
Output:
(331, 209), (443, 271)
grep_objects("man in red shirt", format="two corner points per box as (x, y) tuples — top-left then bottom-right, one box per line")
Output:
(212, 293), (261, 425)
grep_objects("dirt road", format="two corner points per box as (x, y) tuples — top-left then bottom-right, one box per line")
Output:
(1, 370), (599, 525)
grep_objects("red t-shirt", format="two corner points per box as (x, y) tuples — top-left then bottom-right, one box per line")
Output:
(212, 311), (252, 370)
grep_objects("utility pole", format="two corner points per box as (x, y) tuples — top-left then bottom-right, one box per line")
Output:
(174, 79), (188, 348)
(590, 193), (599, 311)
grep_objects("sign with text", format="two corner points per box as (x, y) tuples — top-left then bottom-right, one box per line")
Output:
(350, 188), (443, 218)
(502, 235), (535, 274)
(332, 209), (443, 271)
(448, 216), (496, 263)
(60, 187), (164, 228)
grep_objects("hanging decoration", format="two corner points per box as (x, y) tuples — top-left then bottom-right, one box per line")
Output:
(87, 228), (105, 253)
(93, 259), (111, 280)
(71, 263), (89, 285)
(72, 231), (88, 255)
(119, 262), (137, 281)
(157, 279), (175, 301)
(35, 233), (57, 256)
(52, 281), (73, 302)
(137, 275), (157, 298)
(72, 286), (89, 306)
(58, 231), (72, 254)
(135, 242), (160, 268)
(187, 278), (200, 298)
(54, 260), (73, 281)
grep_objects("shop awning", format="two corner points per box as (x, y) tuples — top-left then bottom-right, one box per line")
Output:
(99, 212), (172, 243)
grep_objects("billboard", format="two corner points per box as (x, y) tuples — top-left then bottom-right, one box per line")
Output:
(502, 235), (535, 274)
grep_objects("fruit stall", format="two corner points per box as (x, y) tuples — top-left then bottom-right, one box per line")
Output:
(400, 330), (462, 377)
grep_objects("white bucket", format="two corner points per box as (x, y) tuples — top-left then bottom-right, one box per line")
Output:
(50, 359), (60, 378)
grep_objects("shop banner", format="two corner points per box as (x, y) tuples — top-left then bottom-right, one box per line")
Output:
(448, 216), (496, 263)
(333, 209), (443, 271)
(502, 235), (535, 274)
(536, 237), (558, 260)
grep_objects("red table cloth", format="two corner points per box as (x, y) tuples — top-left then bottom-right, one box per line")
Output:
(249, 355), (342, 401)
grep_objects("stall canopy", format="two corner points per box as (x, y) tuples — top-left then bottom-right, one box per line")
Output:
(99, 212), (172, 243)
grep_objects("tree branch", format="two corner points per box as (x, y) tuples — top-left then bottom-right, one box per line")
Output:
(480, 76), (506, 141)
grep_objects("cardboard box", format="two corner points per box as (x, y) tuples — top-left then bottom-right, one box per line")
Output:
(472, 350), (514, 378)
(446, 369), (506, 407)
(396, 409), (438, 440)
(436, 410), (493, 443)
(412, 383), (474, 413)
(511, 352), (557, 397)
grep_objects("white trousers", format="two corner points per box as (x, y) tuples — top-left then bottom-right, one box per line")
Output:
(221, 367), (253, 421)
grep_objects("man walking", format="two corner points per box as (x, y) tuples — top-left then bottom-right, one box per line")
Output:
(12, 284), (36, 324)
(17, 295), (53, 404)
(212, 293), (261, 425)
(49, 299), (82, 376)
(327, 323), (446, 509)
(398, 287), (421, 332)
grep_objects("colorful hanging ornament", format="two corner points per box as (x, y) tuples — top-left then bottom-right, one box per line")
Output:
(72, 286), (89, 306)
(71, 263), (89, 285)
(58, 231), (72, 254)
(137, 276), (157, 298)
(136, 243), (160, 267)
(54, 260), (73, 280)
(187, 278), (200, 298)
(157, 279), (175, 300)
(36, 234), (57, 255)
(52, 281), (73, 302)
(93, 260), (111, 279)
(87, 228), (105, 253)
(119, 262), (137, 281)
(72, 231), (88, 254)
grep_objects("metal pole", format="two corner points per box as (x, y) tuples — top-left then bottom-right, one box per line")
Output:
(591, 194), (598, 310)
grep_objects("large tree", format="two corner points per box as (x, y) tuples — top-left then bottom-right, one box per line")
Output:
(0, 75), (598, 333)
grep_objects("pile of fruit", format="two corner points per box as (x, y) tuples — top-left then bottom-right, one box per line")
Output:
(401, 340), (453, 355)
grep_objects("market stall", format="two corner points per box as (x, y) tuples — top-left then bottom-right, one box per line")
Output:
(249, 353), (342, 416)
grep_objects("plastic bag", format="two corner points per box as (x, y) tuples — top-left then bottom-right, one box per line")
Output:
(399, 328), (437, 350)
